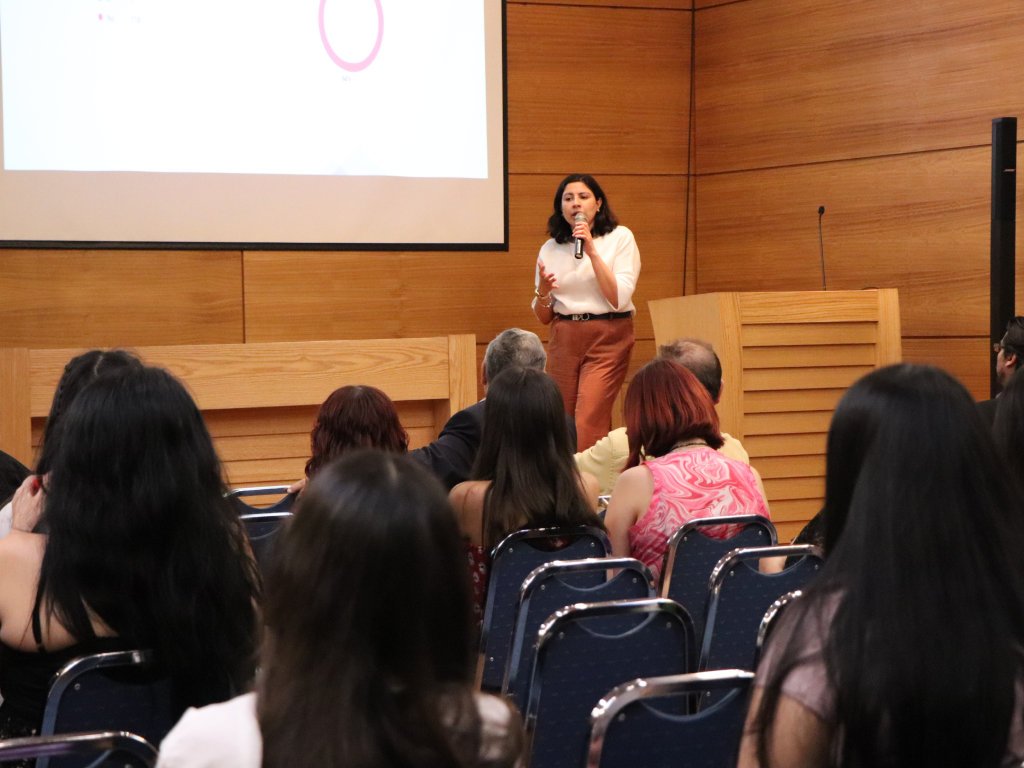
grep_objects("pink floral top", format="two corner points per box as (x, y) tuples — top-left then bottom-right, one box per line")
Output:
(629, 447), (770, 582)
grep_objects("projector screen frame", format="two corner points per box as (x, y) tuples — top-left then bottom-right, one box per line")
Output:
(0, 0), (510, 253)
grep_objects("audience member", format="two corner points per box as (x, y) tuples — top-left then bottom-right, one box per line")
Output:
(740, 364), (1024, 768)
(0, 349), (140, 540)
(0, 365), (259, 743)
(604, 358), (771, 582)
(409, 328), (575, 490)
(576, 337), (749, 495)
(158, 450), (523, 768)
(0, 450), (30, 510)
(979, 315), (1024, 428)
(995, 367), (1024, 485)
(449, 367), (602, 616)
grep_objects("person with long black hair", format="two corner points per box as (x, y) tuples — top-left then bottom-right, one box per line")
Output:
(739, 364), (1024, 768)
(449, 367), (603, 617)
(0, 365), (260, 743)
(995, 367), (1024, 487)
(158, 451), (523, 768)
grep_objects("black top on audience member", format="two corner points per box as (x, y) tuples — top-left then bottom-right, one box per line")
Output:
(42, 366), (260, 711)
(471, 367), (603, 551)
(546, 174), (619, 244)
(995, 368), (1024, 486)
(0, 451), (30, 503)
(35, 349), (141, 476)
(258, 451), (521, 768)
(751, 364), (1024, 768)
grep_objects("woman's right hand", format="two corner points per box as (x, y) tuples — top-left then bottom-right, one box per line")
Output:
(11, 474), (45, 533)
(537, 260), (559, 299)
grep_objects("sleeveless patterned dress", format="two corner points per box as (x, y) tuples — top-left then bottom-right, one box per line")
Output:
(629, 447), (770, 582)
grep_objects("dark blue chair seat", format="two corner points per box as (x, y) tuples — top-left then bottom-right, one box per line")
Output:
(503, 557), (655, 714)
(587, 669), (755, 768)
(0, 733), (156, 768)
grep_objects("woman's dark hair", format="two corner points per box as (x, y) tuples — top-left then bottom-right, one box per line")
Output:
(755, 364), (1024, 768)
(546, 174), (619, 244)
(623, 359), (724, 469)
(305, 385), (408, 478)
(40, 366), (260, 713)
(472, 367), (603, 551)
(36, 349), (142, 475)
(259, 450), (521, 768)
(0, 449), (30, 503)
(995, 367), (1024, 485)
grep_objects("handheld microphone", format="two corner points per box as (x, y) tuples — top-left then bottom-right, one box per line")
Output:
(817, 206), (827, 291)
(574, 212), (586, 259)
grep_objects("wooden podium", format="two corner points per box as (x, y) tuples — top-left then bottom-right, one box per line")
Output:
(647, 290), (901, 541)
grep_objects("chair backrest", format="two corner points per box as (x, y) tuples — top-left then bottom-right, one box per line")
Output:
(39, 651), (174, 768)
(0, 733), (157, 768)
(587, 669), (755, 768)
(659, 515), (777, 646)
(239, 511), (293, 575)
(229, 485), (298, 513)
(753, 590), (802, 669)
(503, 557), (655, 714)
(700, 546), (823, 677)
(479, 527), (611, 691)
(525, 599), (697, 768)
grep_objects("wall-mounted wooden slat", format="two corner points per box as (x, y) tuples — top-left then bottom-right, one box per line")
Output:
(744, 366), (873, 392)
(751, 454), (826, 480)
(695, 0), (1024, 171)
(0, 348), (31, 466)
(204, 407), (319, 439)
(763, 476), (826, 502)
(0, 251), (244, 348)
(742, 323), (877, 347)
(507, 4), (691, 175)
(740, 292), (880, 324)
(769, 498), (822, 523)
(745, 432), (827, 458)
(697, 148), (991, 338)
(774, 521), (807, 544)
(744, 411), (833, 436)
(522, 0), (690, 9)
(743, 344), (875, 369)
(215, 434), (310, 463)
(224, 457), (308, 486)
(744, 389), (846, 413)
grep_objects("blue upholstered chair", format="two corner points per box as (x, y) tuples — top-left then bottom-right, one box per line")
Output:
(525, 598), (697, 768)
(700, 546), (823, 684)
(38, 650), (173, 768)
(753, 590), (803, 669)
(479, 527), (611, 692)
(503, 557), (655, 713)
(658, 515), (777, 645)
(229, 485), (297, 575)
(0, 733), (156, 768)
(586, 669), (755, 768)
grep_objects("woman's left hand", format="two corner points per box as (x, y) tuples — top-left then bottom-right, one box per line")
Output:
(572, 218), (599, 259)
(11, 474), (45, 533)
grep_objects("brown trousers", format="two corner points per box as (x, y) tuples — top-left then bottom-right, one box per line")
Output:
(547, 316), (635, 451)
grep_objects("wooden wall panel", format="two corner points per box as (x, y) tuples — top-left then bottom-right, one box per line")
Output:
(0, 251), (244, 348)
(526, 0), (690, 9)
(507, 4), (691, 174)
(695, 0), (1024, 171)
(903, 337), (989, 400)
(696, 148), (994, 338)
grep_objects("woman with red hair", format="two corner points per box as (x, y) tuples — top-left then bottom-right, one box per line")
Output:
(604, 359), (771, 581)
(305, 386), (408, 479)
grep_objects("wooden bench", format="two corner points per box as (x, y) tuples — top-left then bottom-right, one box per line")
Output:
(0, 336), (477, 489)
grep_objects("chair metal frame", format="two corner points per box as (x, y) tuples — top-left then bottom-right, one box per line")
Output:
(524, 598), (697, 752)
(229, 485), (297, 514)
(0, 732), (157, 767)
(753, 590), (803, 668)
(586, 669), (755, 768)
(502, 557), (655, 703)
(699, 545), (824, 672)
(477, 526), (612, 685)
(658, 515), (778, 599)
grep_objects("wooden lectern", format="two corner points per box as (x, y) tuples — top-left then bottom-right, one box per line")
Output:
(648, 290), (901, 542)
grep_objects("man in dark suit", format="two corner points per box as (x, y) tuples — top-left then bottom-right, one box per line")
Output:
(979, 317), (1024, 428)
(408, 328), (576, 490)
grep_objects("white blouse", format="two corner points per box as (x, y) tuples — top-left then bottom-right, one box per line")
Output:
(533, 225), (641, 315)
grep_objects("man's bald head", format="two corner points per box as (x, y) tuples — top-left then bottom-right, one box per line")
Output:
(657, 338), (723, 402)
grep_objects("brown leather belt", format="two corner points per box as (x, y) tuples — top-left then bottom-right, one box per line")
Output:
(555, 312), (632, 322)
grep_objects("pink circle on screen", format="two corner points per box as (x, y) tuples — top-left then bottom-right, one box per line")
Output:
(319, 0), (384, 72)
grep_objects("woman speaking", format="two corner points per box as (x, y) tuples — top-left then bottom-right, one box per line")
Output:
(532, 174), (641, 451)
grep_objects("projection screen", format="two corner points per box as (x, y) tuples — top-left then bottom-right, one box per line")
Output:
(0, 0), (507, 248)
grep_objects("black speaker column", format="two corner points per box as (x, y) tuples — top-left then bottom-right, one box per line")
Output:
(991, 117), (1017, 398)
